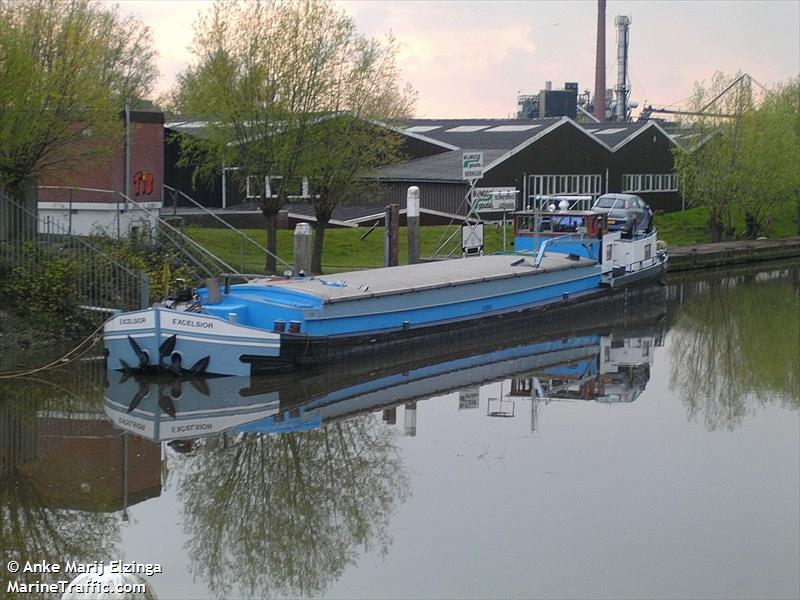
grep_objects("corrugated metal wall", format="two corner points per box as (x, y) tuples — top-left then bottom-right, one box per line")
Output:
(376, 181), (470, 215)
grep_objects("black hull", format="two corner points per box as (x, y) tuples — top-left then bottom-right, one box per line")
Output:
(247, 278), (665, 373)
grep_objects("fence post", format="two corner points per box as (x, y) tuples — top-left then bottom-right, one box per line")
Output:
(139, 271), (150, 309)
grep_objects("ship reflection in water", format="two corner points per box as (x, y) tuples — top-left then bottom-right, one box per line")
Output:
(104, 288), (666, 442)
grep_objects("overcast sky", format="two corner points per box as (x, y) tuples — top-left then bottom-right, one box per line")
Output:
(117, 0), (800, 118)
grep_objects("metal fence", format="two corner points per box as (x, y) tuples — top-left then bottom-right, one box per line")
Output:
(1, 189), (148, 315)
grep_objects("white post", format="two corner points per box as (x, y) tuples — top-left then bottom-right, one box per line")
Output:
(404, 402), (417, 437)
(407, 186), (420, 264)
(502, 209), (507, 251)
(293, 222), (312, 275)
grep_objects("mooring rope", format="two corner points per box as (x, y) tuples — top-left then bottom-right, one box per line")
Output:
(0, 321), (106, 379)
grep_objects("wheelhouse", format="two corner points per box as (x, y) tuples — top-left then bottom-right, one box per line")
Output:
(513, 210), (608, 260)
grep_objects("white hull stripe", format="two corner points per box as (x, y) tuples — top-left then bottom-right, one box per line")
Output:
(106, 332), (279, 345)
(105, 397), (279, 418)
(161, 334), (280, 348)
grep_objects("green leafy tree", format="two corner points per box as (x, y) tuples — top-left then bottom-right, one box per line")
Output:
(673, 72), (754, 242)
(669, 271), (800, 430)
(172, 0), (414, 274)
(302, 34), (414, 273)
(673, 73), (800, 241)
(173, 0), (351, 273)
(737, 78), (800, 237)
(0, 0), (157, 238)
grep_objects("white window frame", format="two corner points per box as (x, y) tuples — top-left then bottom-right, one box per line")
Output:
(528, 174), (602, 206)
(622, 173), (679, 193)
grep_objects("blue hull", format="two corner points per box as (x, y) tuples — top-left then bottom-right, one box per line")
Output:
(103, 253), (653, 376)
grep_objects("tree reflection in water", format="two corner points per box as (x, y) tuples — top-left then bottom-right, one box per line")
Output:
(179, 414), (409, 598)
(670, 274), (799, 430)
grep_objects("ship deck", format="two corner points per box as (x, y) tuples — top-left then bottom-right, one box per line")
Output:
(244, 254), (597, 304)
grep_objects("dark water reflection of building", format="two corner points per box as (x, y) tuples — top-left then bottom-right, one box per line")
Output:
(0, 362), (162, 596)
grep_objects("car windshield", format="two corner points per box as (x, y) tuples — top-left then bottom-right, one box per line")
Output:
(595, 197), (622, 209)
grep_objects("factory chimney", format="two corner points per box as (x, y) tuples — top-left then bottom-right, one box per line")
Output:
(594, 0), (606, 121)
(615, 15), (631, 121)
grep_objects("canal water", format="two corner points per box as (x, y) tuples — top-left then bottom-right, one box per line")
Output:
(1, 261), (798, 600)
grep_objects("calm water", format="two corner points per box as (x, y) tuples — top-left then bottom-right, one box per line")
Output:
(1, 262), (798, 600)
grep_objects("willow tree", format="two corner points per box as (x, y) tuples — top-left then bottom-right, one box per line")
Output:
(672, 72), (755, 242)
(0, 0), (157, 239)
(737, 78), (800, 237)
(673, 73), (800, 241)
(301, 33), (414, 273)
(173, 0), (414, 273)
(173, 0), (352, 273)
(669, 272), (799, 430)
(178, 416), (409, 597)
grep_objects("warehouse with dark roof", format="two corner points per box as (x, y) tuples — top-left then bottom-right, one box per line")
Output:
(366, 117), (683, 217)
(164, 115), (686, 226)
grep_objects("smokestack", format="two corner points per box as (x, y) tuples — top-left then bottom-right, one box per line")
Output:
(594, 0), (606, 121)
(615, 15), (631, 121)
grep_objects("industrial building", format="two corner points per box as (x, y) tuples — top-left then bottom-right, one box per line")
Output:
(162, 114), (685, 228)
(365, 116), (683, 216)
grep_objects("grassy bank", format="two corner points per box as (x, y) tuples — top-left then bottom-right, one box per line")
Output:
(656, 204), (798, 246)
(188, 204), (799, 274)
(190, 223), (518, 274)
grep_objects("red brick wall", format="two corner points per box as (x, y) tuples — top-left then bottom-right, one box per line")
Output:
(39, 112), (164, 204)
(22, 417), (162, 510)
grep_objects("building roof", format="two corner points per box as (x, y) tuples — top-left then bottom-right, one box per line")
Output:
(368, 149), (506, 182)
(398, 118), (563, 150)
(398, 117), (676, 152)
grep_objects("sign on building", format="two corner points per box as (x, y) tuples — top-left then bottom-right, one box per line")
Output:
(462, 152), (484, 180)
(472, 187), (518, 212)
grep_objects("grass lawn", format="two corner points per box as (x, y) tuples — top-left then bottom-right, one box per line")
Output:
(655, 202), (798, 247)
(188, 204), (799, 274)
(189, 222), (518, 274)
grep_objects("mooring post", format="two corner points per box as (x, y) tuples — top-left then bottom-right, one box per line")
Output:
(293, 222), (312, 275)
(407, 186), (420, 264)
(384, 204), (400, 267)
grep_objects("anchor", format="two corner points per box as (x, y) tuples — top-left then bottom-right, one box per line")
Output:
(127, 336), (150, 369)
(158, 335), (177, 364)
